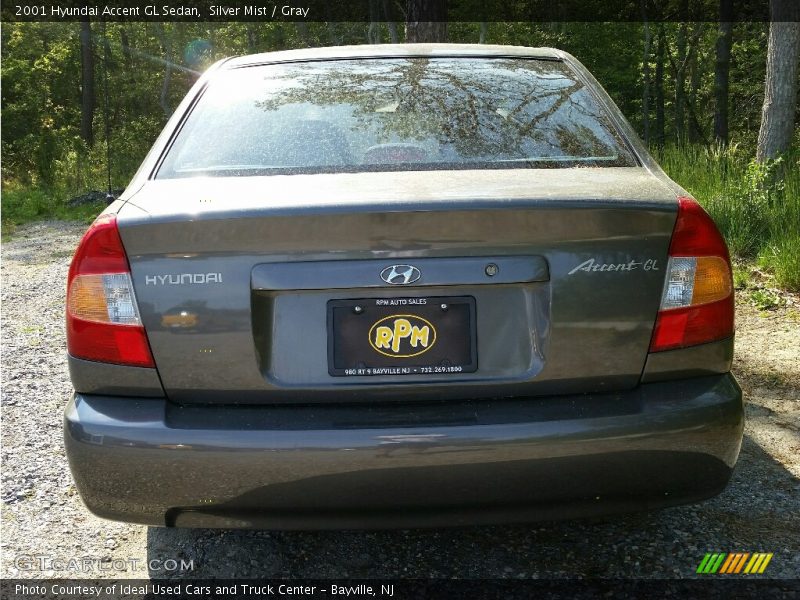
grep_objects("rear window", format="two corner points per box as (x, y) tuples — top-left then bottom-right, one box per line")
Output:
(157, 57), (637, 178)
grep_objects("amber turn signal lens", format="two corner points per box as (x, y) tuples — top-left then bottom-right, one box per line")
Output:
(67, 275), (112, 323)
(691, 256), (733, 306)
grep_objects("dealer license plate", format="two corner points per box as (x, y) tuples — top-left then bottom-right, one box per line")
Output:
(327, 296), (477, 377)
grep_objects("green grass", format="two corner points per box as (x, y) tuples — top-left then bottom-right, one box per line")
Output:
(654, 145), (800, 292)
(1, 183), (106, 239)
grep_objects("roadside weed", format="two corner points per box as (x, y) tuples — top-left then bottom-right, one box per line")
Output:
(656, 146), (800, 292)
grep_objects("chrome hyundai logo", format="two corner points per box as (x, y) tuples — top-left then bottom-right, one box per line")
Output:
(380, 264), (421, 285)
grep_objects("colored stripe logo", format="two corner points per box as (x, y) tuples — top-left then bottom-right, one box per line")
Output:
(697, 553), (773, 574)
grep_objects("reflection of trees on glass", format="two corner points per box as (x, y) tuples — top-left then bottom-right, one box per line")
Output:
(159, 59), (636, 178)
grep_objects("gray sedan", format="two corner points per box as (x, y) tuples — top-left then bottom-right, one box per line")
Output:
(64, 44), (742, 529)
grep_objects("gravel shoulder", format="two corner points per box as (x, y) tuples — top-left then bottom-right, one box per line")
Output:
(2, 221), (798, 579)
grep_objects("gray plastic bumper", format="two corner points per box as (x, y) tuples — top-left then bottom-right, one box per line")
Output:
(64, 373), (743, 529)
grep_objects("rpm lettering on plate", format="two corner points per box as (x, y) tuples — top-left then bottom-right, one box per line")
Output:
(368, 315), (437, 358)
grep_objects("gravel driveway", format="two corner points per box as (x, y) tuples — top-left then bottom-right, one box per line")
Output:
(2, 221), (798, 580)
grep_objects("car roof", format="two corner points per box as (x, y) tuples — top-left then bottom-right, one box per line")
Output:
(224, 44), (565, 68)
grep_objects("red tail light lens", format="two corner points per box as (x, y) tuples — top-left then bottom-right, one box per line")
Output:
(650, 197), (734, 352)
(66, 214), (155, 367)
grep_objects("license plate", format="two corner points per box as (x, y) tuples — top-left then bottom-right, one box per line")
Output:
(327, 296), (477, 377)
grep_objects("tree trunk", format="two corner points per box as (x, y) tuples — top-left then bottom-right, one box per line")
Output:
(155, 24), (173, 116)
(714, 0), (733, 144)
(387, 21), (400, 43)
(687, 32), (702, 144)
(101, 22), (113, 194)
(756, 5), (800, 161)
(323, 3), (341, 45)
(655, 24), (666, 147)
(368, 0), (381, 44)
(382, 0), (399, 43)
(246, 24), (257, 53)
(367, 23), (380, 44)
(479, 22), (487, 44)
(294, 22), (311, 48)
(405, 0), (447, 42)
(80, 21), (95, 147)
(326, 22), (339, 45)
(675, 21), (687, 144)
(641, 5), (651, 145)
(119, 26), (133, 77)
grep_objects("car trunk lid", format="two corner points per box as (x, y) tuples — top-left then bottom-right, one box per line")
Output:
(118, 167), (678, 404)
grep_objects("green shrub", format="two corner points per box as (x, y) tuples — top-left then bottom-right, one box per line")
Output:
(1, 182), (106, 238)
(759, 235), (800, 292)
(655, 145), (800, 292)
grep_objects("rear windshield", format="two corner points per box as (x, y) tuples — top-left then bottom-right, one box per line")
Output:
(157, 57), (637, 178)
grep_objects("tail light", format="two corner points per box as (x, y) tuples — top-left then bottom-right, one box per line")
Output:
(650, 197), (734, 352)
(66, 214), (155, 367)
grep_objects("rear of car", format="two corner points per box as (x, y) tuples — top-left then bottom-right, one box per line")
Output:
(64, 45), (742, 529)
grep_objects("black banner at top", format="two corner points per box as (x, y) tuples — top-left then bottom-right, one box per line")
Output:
(2, 0), (799, 23)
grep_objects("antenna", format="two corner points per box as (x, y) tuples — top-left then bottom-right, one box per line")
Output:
(102, 21), (113, 202)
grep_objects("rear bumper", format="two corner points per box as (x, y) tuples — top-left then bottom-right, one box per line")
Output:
(64, 374), (743, 529)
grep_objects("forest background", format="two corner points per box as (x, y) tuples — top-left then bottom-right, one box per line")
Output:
(2, 16), (799, 292)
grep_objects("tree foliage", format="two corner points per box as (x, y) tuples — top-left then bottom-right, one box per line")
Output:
(1, 21), (796, 194)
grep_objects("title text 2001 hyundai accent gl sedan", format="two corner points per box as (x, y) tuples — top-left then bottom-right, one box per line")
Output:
(64, 44), (742, 529)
